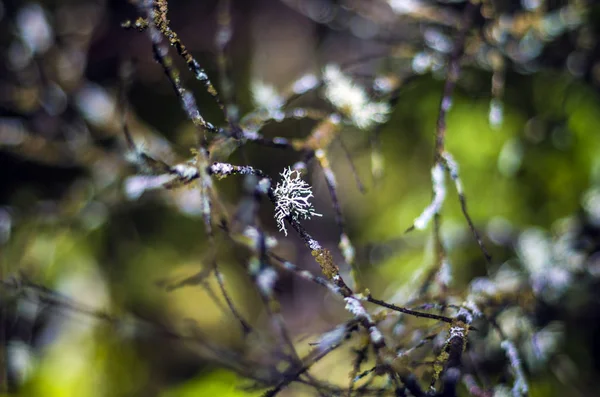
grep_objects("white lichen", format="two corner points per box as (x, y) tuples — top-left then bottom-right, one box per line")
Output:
(124, 174), (176, 200)
(313, 324), (348, 353)
(322, 65), (390, 129)
(435, 258), (453, 287)
(292, 73), (319, 94)
(256, 267), (278, 297)
(251, 81), (284, 113)
(339, 233), (355, 265)
(388, 0), (423, 15)
(173, 163), (199, 181)
(273, 167), (322, 236)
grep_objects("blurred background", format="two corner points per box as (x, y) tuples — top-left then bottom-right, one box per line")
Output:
(1, 0), (600, 396)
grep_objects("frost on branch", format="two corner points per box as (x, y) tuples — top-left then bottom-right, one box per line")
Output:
(273, 167), (322, 236)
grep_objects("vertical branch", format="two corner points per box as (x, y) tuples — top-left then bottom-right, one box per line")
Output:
(336, 137), (366, 194)
(434, 0), (475, 146)
(216, 0), (240, 131)
(201, 162), (251, 336)
(135, 0), (250, 336)
(302, 117), (359, 288)
(313, 149), (357, 285)
(348, 343), (369, 396)
(247, 179), (307, 376)
(410, 1), (488, 297)
(501, 341), (529, 397)
(489, 318), (529, 397)
(432, 1), (477, 274)
(430, 321), (469, 395)
(209, 165), (321, 384)
(213, 264), (253, 335)
(138, 0), (220, 142)
(489, 50), (505, 129)
(118, 61), (136, 152)
(406, 3), (477, 295)
(153, 0), (228, 118)
(442, 153), (492, 264)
